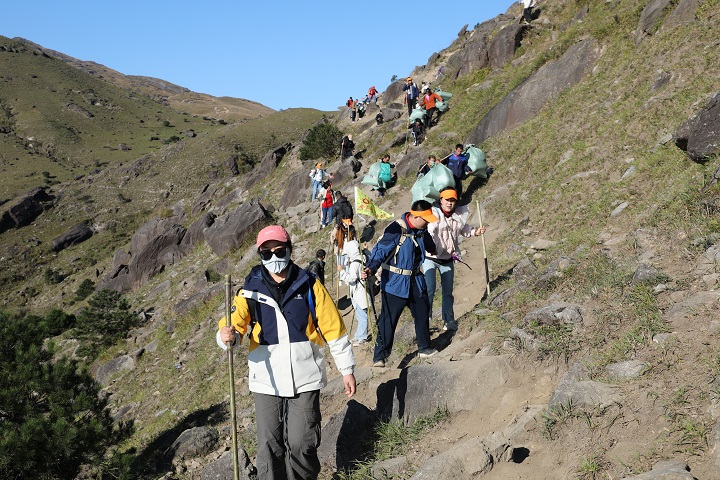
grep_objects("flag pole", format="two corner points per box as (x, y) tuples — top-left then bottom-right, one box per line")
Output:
(475, 201), (491, 299)
(224, 275), (240, 480)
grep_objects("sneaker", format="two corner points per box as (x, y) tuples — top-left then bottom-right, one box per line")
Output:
(445, 320), (458, 331)
(418, 348), (438, 358)
(373, 359), (386, 367)
(352, 339), (369, 346)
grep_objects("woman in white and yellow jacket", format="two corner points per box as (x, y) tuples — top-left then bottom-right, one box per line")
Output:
(218, 225), (355, 479)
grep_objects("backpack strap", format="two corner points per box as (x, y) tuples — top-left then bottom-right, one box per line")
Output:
(380, 218), (419, 273)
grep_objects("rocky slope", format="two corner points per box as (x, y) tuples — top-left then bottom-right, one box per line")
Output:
(2, 0), (720, 479)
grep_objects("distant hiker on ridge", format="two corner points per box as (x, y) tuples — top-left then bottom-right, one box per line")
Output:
(368, 85), (378, 104)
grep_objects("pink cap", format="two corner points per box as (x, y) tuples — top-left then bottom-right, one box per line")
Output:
(256, 225), (291, 247)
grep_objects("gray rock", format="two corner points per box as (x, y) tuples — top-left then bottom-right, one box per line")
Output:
(523, 302), (583, 327)
(606, 360), (648, 380)
(169, 426), (219, 463)
(181, 212), (216, 246)
(51, 222), (94, 252)
(0, 186), (55, 234)
(371, 456), (411, 479)
(466, 39), (599, 145)
(634, 0), (673, 44)
(632, 264), (661, 285)
(510, 327), (541, 351)
(488, 24), (524, 70)
(279, 170), (313, 208)
(317, 401), (375, 471)
(664, 0), (702, 29)
(201, 448), (256, 480)
(535, 256), (575, 290)
(610, 201), (629, 217)
(529, 239), (557, 251)
(203, 199), (269, 256)
(376, 356), (511, 424)
(675, 91), (720, 163)
(410, 436), (495, 479)
(621, 459), (693, 479)
(711, 421), (720, 468)
(621, 165), (637, 180)
(95, 355), (135, 386)
(693, 242), (720, 276)
(549, 361), (620, 410)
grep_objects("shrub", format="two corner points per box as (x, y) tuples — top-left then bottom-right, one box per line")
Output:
(44, 267), (66, 285)
(0, 310), (133, 478)
(74, 278), (96, 302)
(299, 122), (342, 161)
(74, 289), (140, 358)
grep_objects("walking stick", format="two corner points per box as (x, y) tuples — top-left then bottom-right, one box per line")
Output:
(475, 201), (491, 299)
(224, 275), (240, 480)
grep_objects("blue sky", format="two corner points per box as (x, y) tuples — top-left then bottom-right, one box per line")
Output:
(5, 1), (516, 111)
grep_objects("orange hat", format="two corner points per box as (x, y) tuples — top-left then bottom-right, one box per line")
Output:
(342, 218), (353, 226)
(410, 208), (438, 223)
(256, 225), (291, 247)
(315, 162), (322, 168)
(439, 189), (458, 200)
(407, 77), (412, 81)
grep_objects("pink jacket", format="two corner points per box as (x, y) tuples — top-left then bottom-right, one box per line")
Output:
(425, 205), (476, 260)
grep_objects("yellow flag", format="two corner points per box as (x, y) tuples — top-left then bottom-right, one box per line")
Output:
(355, 187), (393, 220)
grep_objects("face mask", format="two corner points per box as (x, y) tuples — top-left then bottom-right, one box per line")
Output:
(262, 255), (290, 274)
(429, 162), (435, 167)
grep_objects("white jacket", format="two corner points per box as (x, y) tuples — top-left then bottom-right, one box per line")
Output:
(338, 240), (368, 309)
(425, 205), (477, 260)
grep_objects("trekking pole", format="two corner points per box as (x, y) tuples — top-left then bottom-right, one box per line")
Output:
(224, 275), (240, 480)
(475, 201), (491, 299)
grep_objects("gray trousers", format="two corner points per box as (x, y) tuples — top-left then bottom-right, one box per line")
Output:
(253, 390), (321, 480)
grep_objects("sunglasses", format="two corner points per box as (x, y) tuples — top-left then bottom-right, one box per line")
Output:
(258, 247), (289, 261)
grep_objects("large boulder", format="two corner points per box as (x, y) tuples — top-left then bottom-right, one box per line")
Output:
(664, 0), (702, 29)
(376, 356), (511, 424)
(488, 24), (525, 69)
(674, 91), (720, 163)
(51, 222), (94, 252)
(447, 34), (490, 79)
(201, 448), (256, 480)
(181, 212), (216, 247)
(317, 400), (375, 471)
(167, 426), (219, 464)
(466, 39), (599, 146)
(243, 144), (290, 190)
(203, 199), (270, 256)
(0, 186), (55, 234)
(634, 0), (674, 45)
(280, 170), (313, 208)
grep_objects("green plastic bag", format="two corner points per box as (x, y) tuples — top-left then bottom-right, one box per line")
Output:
(435, 89), (453, 101)
(409, 107), (426, 124)
(436, 100), (449, 113)
(361, 162), (382, 188)
(411, 163), (456, 202)
(465, 145), (488, 178)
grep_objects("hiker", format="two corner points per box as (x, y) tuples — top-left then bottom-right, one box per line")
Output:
(331, 215), (357, 267)
(436, 65), (444, 80)
(357, 101), (366, 119)
(376, 154), (396, 197)
(402, 77), (420, 116)
(375, 109), (384, 125)
(417, 155), (437, 178)
(320, 181), (334, 228)
(306, 248), (327, 285)
(338, 240), (370, 345)
(520, 0), (537, 24)
(424, 188), (485, 331)
(360, 219), (377, 244)
(444, 144), (472, 195)
(420, 87), (443, 129)
(410, 118), (424, 146)
(331, 190), (354, 225)
(308, 162), (326, 201)
(361, 200), (439, 367)
(217, 225), (356, 480)
(351, 98), (359, 122)
(368, 85), (378, 104)
(340, 134), (355, 160)
(346, 96), (354, 120)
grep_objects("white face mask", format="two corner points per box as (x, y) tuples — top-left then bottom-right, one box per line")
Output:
(262, 255), (290, 274)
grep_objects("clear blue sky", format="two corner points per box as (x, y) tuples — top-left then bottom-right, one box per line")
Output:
(4, 1), (516, 111)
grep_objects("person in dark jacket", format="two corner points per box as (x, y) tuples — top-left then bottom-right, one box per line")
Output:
(361, 200), (439, 367)
(341, 135), (355, 160)
(402, 77), (420, 116)
(306, 249), (326, 285)
(332, 191), (354, 225)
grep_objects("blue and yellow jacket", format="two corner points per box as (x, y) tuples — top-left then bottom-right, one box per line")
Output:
(217, 264), (354, 397)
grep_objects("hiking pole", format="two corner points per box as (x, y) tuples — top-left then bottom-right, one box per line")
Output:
(475, 201), (491, 299)
(224, 275), (240, 480)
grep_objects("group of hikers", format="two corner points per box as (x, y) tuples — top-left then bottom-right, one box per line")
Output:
(346, 85), (379, 122)
(216, 78), (493, 479)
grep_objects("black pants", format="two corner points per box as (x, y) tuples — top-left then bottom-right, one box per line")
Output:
(523, 7), (533, 22)
(373, 279), (431, 362)
(425, 107), (438, 129)
(406, 97), (417, 116)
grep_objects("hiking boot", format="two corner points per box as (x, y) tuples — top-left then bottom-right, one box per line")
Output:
(418, 348), (438, 358)
(444, 320), (458, 331)
(373, 359), (386, 367)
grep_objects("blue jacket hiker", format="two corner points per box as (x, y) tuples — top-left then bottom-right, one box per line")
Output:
(445, 144), (471, 195)
(363, 201), (439, 367)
